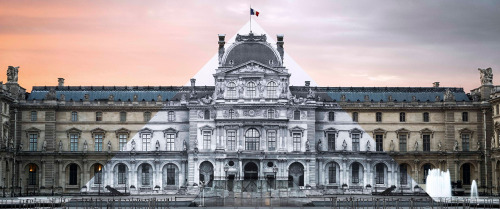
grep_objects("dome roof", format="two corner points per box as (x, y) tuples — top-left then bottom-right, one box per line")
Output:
(222, 34), (281, 67)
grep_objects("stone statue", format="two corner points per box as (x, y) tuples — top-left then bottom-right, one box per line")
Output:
(305, 139), (310, 151)
(342, 139), (347, 151)
(108, 94), (114, 101)
(42, 140), (47, 152)
(58, 140), (63, 151)
(366, 141), (371, 151)
(476, 140), (481, 151)
(414, 140), (419, 151)
(478, 67), (493, 85)
(454, 140), (459, 151)
(238, 81), (244, 97)
(18, 142), (23, 151)
(492, 137), (496, 149)
(389, 140), (395, 152)
(307, 88), (315, 99)
(60, 94), (65, 101)
(155, 140), (160, 151)
(7, 66), (19, 83)
(84, 94), (90, 101)
(438, 140), (442, 151)
(131, 139), (136, 151)
(83, 140), (88, 152)
(107, 140), (112, 151)
(180, 94), (187, 103)
(157, 94), (162, 102)
(316, 140), (323, 152)
(215, 81), (225, 99)
(45, 88), (57, 100)
(218, 39), (225, 65)
(257, 81), (264, 97)
(183, 139), (187, 151)
(133, 94), (138, 102)
(444, 89), (455, 101)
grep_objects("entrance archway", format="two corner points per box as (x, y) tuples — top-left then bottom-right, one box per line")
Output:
(288, 162), (304, 189)
(243, 162), (258, 192)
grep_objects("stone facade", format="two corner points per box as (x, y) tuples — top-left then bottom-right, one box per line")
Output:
(0, 33), (497, 196)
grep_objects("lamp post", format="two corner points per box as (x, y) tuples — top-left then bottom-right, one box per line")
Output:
(199, 181), (205, 207)
(224, 165), (228, 206)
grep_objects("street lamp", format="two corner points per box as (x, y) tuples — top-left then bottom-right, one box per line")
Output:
(224, 165), (229, 206)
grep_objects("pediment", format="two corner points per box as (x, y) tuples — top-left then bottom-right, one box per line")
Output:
(220, 61), (285, 75)
(163, 127), (179, 137)
(25, 127), (41, 137)
(67, 127), (82, 138)
(115, 128), (131, 138)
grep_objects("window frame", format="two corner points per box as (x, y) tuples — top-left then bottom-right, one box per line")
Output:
(462, 112), (469, 122)
(30, 111), (37, 121)
(166, 133), (175, 151)
(144, 112), (152, 122)
(226, 130), (236, 151)
(267, 130), (277, 151)
(376, 112), (382, 122)
(246, 81), (256, 98)
(29, 133), (38, 151)
(292, 133), (301, 151)
(375, 134), (383, 152)
(399, 112), (406, 122)
(267, 81), (278, 98)
(293, 110), (300, 120)
(423, 134), (431, 152)
(245, 128), (260, 151)
(94, 134), (103, 151)
(352, 112), (358, 122)
(423, 112), (430, 122)
(71, 111), (78, 122)
(352, 133), (360, 151)
(95, 112), (103, 121)
(120, 111), (127, 122)
(328, 112), (335, 121)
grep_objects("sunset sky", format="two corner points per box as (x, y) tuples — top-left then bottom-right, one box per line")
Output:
(1, 0), (499, 92)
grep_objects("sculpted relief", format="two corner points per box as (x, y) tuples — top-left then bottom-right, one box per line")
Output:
(478, 67), (493, 85)
(7, 66), (19, 83)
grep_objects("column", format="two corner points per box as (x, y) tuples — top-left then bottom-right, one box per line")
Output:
(318, 159), (323, 186)
(180, 160), (186, 187)
(305, 159), (310, 185)
(58, 161), (63, 188)
(41, 160), (46, 188)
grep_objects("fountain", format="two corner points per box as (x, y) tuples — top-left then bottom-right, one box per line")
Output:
(425, 169), (452, 198)
(470, 180), (479, 198)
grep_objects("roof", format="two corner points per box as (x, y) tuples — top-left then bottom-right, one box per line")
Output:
(290, 87), (471, 102)
(222, 33), (280, 68)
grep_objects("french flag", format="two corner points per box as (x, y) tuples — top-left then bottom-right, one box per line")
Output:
(250, 8), (259, 17)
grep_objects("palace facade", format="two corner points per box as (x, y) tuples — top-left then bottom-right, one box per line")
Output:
(0, 32), (497, 196)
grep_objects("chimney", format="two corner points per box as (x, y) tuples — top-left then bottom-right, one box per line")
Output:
(218, 34), (226, 65)
(58, 78), (65, 87)
(305, 81), (310, 87)
(276, 34), (284, 63)
(190, 78), (196, 88)
(433, 82), (440, 88)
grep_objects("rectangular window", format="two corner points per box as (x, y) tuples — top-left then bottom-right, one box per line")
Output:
(120, 112), (127, 122)
(70, 134), (79, 151)
(142, 133), (151, 151)
(203, 131), (211, 150)
(294, 110), (300, 120)
(29, 134), (38, 151)
(119, 134), (127, 151)
(118, 166), (126, 184)
(462, 134), (470, 151)
(376, 165), (384, 184)
(399, 135), (407, 152)
(400, 112), (406, 122)
(144, 112), (152, 122)
(328, 112), (335, 121)
(71, 111), (78, 122)
(94, 134), (103, 151)
(352, 112), (358, 122)
(167, 165), (176, 185)
(96, 112), (102, 121)
(227, 130), (236, 151)
(168, 111), (175, 122)
(267, 130), (276, 151)
(31, 111), (37, 121)
(293, 133), (301, 151)
(423, 112), (430, 122)
(376, 112), (382, 122)
(376, 135), (383, 152)
(327, 133), (335, 151)
(142, 167), (150, 185)
(166, 133), (175, 151)
(423, 135), (431, 152)
(462, 112), (469, 122)
(400, 165), (408, 185)
(352, 133), (360, 151)
(328, 165), (336, 183)
(352, 164), (359, 184)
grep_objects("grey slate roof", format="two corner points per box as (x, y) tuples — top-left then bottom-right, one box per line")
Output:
(224, 42), (279, 67)
(290, 87), (471, 102)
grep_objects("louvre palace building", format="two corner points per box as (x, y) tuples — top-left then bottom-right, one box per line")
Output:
(0, 31), (499, 197)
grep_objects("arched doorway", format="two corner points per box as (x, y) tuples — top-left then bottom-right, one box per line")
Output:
(65, 163), (80, 188)
(137, 163), (153, 188)
(460, 163), (476, 185)
(25, 163), (39, 194)
(350, 162), (364, 185)
(199, 161), (214, 187)
(113, 163), (128, 187)
(288, 162), (304, 189)
(374, 163), (388, 186)
(90, 163), (104, 186)
(399, 164), (412, 189)
(163, 163), (179, 189)
(243, 162), (258, 192)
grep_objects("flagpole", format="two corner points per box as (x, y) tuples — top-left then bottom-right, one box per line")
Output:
(250, 5), (252, 33)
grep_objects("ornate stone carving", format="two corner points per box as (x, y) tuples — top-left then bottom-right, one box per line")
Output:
(307, 88), (316, 99)
(58, 140), (63, 152)
(107, 140), (112, 151)
(438, 140), (442, 151)
(155, 140), (160, 151)
(199, 95), (213, 104)
(157, 94), (162, 102)
(389, 140), (395, 152)
(454, 140), (459, 151)
(305, 139), (310, 151)
(108, 94), (114, 101)
(316, 140), (323, 152)
(478, 67), (493, 85)
(83, 140), (88, 152)
(366, 141), (371, 151)
(7, 66), (19, 83)
(45, 88), (56, 100)
(444, 89), (455, 102)
(342, 139), (347, 151)
(414, 140), (419, 151)
(131, 139), (136, 151)
(42, 140), (47, 152)
(477, 140), (481, 151)
(60, 94), (65, 101)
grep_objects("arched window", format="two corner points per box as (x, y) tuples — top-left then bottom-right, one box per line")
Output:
(246, 82), (256, 98)
(399, 164), (408, 185)
(28, 164), (37, 185)
(166, 164), (177, 185)
(351, 162), (363, 184)
(227, 82), (237, 98)
(204, 110), (210, 120)
(69, 164), (78, 185)
(327, 162), (339, 184)
(245, 128), (260, 150)
(267, 81), (278, 98)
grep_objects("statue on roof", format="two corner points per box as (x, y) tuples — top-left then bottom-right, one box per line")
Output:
(444, 89), (455, 102)
(307, 88), (316, 99)
(7, 66), (19, 83)
(478, 67), (493, 85)
(108, 94), (114, 101)
(45, 88), (57, 100)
